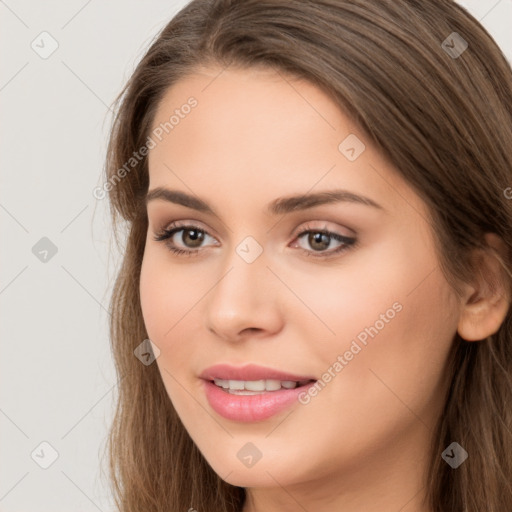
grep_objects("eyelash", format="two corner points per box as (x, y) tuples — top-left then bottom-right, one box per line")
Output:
(152, 222), (357, 259)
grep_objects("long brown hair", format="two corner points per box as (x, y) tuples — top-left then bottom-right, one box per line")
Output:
(102, 1), (512, 510)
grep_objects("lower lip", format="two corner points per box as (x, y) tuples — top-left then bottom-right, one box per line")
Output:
(202, 380), (316, 422)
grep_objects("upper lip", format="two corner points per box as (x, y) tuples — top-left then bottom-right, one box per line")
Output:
(200, 363), (317, 382)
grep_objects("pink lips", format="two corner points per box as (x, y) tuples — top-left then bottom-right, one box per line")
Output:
(199, 363), (316, 382)
(200, 364), (317, 422)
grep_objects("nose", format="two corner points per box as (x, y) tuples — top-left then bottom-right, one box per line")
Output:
(204, 247), (284, 343)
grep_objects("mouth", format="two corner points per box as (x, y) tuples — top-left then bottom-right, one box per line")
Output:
(210, 378), (316, 395)
(202, 377), (317, 422)
(199, 364), (318, 422)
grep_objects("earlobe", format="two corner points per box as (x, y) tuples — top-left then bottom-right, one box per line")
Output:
(457, 233), (510, 342)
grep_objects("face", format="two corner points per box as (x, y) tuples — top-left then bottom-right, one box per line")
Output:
(140, 65), (461, 496)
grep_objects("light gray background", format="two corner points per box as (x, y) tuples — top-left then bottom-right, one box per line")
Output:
(1, 1), (511, 511)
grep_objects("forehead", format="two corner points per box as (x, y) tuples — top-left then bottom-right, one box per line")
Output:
(146, 66), (424, 218)
(149, 65), (344, 162)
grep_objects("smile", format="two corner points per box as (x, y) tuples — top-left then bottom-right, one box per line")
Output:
(212, 378), (313, 394)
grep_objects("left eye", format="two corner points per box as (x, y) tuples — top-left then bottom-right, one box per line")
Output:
(292, 229), (356, 257)
(153, 223), (357, 258)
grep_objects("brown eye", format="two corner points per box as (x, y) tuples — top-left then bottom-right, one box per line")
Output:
(293, 227), (357, 258)
(180, 228), (205, 248)
(307, 232), (331, 252)
(153, 223), (218, 256)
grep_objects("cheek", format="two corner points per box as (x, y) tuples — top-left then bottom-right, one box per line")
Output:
(139, 249), (202, 413)
(289, 232), (457, 397)
(311, 249), (458, 436)
(139, 247), (211, 381)
(139, 246), (193, 342)
(139, 254), (168, 341)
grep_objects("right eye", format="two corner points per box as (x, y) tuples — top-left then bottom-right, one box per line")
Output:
(153, 223), (219, 256)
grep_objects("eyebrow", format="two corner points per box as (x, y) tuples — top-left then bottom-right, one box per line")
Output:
(145, 187), (384, 215)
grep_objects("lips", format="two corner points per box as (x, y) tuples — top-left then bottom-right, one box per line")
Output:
(199, 364), (317, 422)
(199, 363), (316, 382)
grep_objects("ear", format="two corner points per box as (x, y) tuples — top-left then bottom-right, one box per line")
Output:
(457, 233), (510, 342)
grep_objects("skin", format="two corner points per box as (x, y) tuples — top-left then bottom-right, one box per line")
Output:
(139, 65), (509, 512)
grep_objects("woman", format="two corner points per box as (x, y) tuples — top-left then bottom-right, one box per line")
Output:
(102, 1), (512, 510)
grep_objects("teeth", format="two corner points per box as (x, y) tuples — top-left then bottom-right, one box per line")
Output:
(214, 379), (230, 389)
(228, 380), (244, 390)
(265, 379), (281, 391)
(213, 378), (301, 392)
(245, 380), (265, 391)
